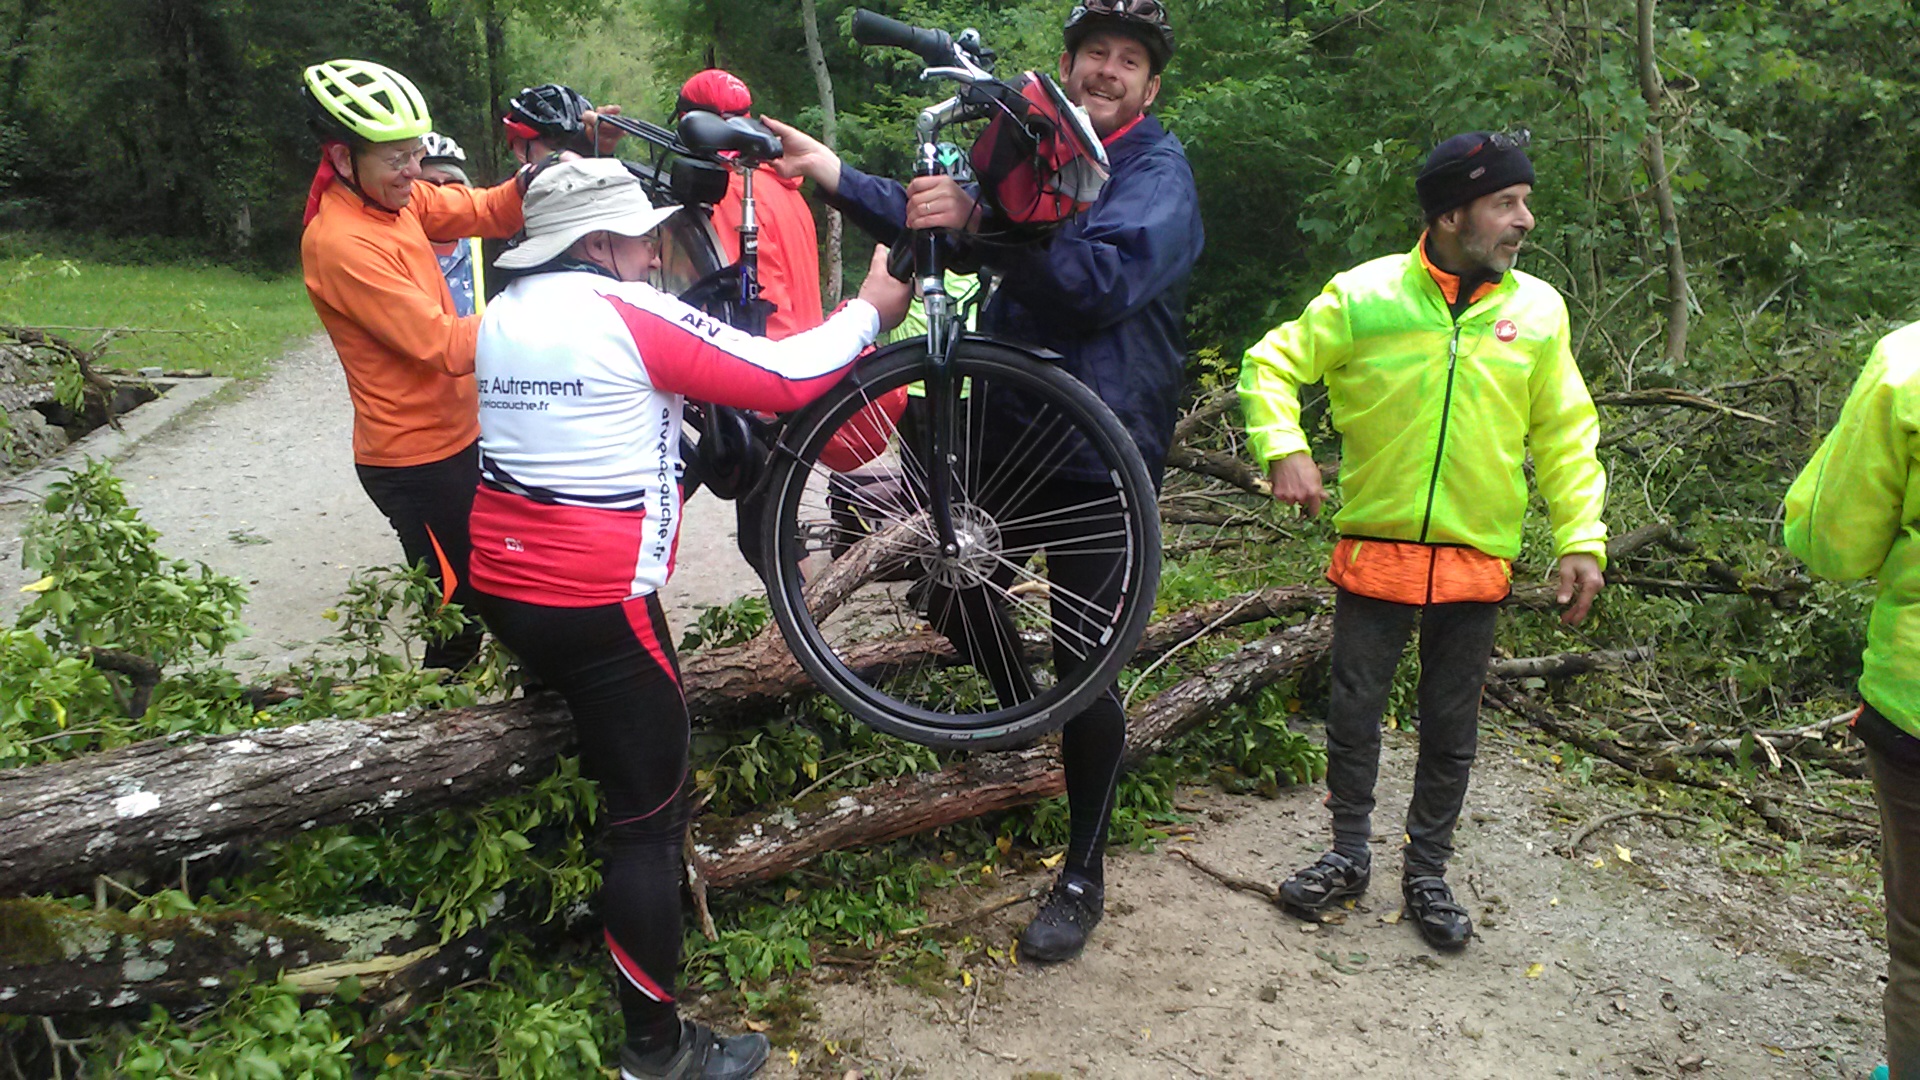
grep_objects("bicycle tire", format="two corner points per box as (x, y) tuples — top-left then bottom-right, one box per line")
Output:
(759, 339), (1161, 750)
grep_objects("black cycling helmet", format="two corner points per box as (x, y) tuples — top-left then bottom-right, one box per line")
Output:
(1063, 0), (1176, 73)
(503, 83), (594, 148)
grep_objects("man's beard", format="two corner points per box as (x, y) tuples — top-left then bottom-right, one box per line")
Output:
(1462, 228), (1524, 275)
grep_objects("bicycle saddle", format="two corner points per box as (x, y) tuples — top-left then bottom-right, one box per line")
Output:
(677, 111), (784, 164)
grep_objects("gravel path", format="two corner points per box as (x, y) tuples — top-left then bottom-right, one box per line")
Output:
(0, 333), (760, 672)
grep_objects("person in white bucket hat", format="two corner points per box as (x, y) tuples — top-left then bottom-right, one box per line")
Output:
(466, 157), (909, 1080)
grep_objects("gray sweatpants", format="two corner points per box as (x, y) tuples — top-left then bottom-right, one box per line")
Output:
(1324, 588), (1501, 879)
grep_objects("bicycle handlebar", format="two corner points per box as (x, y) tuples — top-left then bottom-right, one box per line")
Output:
(851, 9), (954, 67)
(595, 112), (688, 154)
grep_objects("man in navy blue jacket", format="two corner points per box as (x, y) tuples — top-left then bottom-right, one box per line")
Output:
(767, 0), (1203, 964)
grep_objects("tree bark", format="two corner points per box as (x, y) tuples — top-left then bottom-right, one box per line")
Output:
(695, 614), (1331, 888)
(799, 0), (843, 306)
(0, 897), (436, 1014)
(1, 617), (1333, 1013)
(0, 568), (1316, 898)
(1635, 0), (1689, 366)
(0, 512), (1711, 898)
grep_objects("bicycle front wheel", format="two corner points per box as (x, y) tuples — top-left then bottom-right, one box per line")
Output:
(759, 340), (1161, 750)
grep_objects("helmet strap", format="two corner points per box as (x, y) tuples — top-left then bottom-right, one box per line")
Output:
(325, 143), (402, 215)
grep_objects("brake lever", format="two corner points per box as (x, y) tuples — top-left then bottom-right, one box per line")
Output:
(955, 27), (996, 71)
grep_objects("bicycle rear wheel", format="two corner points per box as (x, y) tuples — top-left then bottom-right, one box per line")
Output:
(759, 340), (1161, 750)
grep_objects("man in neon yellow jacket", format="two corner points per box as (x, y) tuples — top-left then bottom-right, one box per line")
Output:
(1238, 130), (1607, 951)
(1784, 323), (1920, 1079)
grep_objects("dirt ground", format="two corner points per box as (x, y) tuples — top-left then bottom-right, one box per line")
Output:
(768, 730), (1888, 1078)
(0, 336), (1894, 1078)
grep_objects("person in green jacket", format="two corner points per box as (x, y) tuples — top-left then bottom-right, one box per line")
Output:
(1784, 323), (1920, 1079)
(1237, 130), (1607, 951)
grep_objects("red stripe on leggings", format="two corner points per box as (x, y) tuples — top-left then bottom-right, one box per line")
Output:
(622, 595), (681, 692)
(604, 929), (673, 1003)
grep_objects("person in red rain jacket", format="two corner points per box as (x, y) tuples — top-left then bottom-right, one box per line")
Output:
(677, 69), (824, 340)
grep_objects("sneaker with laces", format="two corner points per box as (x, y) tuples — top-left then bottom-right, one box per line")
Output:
(618, 1019), (769, 1080)
(1017, 873), (1104, 963)
(1276, 850), (1370, 919)
(1402, 874), (1472, 951)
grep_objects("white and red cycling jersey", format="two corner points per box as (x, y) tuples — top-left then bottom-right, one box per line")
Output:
(470, 268), (879, 607)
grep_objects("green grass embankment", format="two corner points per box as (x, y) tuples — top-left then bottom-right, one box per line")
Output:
(0, 234), (315, 380)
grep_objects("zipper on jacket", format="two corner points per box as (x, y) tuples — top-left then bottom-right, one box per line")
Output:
(1418, 326), (1463, 544)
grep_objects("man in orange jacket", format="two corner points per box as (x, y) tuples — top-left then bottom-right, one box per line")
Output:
(299, 59), (531, 670)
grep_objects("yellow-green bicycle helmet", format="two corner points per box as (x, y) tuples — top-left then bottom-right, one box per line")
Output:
(303, 59), (432, 143)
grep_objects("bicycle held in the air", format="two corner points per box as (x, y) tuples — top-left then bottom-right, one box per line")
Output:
(607, 10), (1161, 752)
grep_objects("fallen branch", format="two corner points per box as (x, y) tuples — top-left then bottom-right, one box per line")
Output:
(1663, 709), (1856, 760)
(82, 648), (164, 720)
(1592, 389), (1771, 424)
(1169, 847), (1279, 904)
(1163, 446), (1338, 499)
(1484, 681), (1805, 844)
(1559, 808), (1704, 857)
(895, 887), (1040, 937)
(1607, 574), (1806, 608)
(1170, 386), (1240, 447)
(0, 324), (124, 431)
(1487, 647), (1652, 681)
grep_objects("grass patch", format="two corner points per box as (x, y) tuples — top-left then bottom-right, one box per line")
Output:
(0, 234), (314, 380)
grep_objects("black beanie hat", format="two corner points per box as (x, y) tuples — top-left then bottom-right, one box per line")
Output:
(1416, 131), (1535, 220)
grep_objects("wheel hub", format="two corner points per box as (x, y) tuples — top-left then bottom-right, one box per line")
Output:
(922, 504), (1002, 589)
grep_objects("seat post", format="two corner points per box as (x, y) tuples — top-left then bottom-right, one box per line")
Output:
(737, 163), (763, 321)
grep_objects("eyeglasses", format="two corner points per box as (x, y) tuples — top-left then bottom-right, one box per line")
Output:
(370, 143), (427, 172)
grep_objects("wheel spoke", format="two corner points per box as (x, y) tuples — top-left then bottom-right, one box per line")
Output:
(766, 347), (1158, 745)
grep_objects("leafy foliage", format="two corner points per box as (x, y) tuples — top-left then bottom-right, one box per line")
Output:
(5, 0), (1919, 1070)
(19, 460), (248, 665)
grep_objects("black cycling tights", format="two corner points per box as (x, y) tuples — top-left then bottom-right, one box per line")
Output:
(473, 590), (689, 1054)
(355, 441), (485, 671)
(924, 476), (1129, 884)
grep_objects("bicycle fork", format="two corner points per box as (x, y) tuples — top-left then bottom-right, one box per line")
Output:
(913, 100), (965, 560)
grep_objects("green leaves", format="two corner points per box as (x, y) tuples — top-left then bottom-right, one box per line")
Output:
(20, 461), (248, 667)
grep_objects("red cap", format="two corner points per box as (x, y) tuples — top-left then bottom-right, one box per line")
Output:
(677, 69), (752, 117)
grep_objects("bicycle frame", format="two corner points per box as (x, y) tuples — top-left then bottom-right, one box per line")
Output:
(867, 31), (1001, 560)
(910, 92), (979, 561)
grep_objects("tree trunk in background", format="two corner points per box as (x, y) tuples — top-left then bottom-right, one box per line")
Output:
(1635, 0), (1690, 367)
(481, 0), (509, 180)
(799, 0), (843, 306)
(2, 0), (43, 114)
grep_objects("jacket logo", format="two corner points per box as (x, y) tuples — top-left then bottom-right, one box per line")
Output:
(679, 311), (726, 339)
(1495, 319), (1518, 342)
(1469, 166), (1487, 180)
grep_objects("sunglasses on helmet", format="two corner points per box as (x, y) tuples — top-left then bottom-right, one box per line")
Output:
(1487, 128), (1531, 152)
(1072, 0), (1165, 19)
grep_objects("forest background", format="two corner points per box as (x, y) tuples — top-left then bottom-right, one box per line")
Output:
(2, 0), (1919, 1075)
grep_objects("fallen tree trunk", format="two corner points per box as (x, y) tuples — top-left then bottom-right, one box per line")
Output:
(693, 614), (1333, 888)
(0, 696), (580, 899)
(0, 518), (1704, 898)
(0, 898), (437, 1014)
(2, 616), (1334, 1014)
